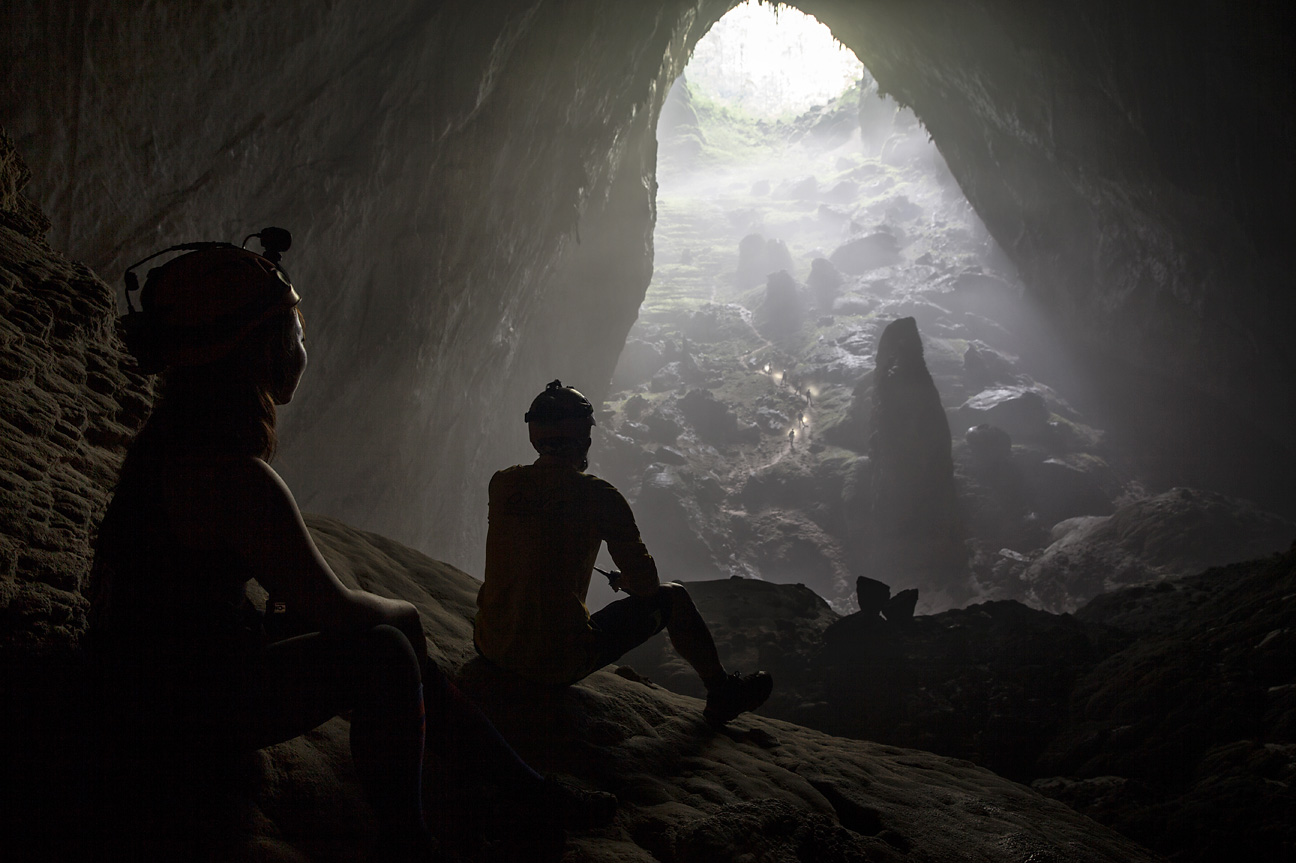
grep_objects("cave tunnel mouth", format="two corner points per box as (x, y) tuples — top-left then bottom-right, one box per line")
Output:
(588, 0), (1100, 615)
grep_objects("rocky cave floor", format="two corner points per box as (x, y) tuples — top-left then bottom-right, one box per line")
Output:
(6, 516), (1290, 862)
(583, 86), (1296, 860)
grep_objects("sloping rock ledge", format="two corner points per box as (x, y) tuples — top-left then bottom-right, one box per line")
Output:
(1, 514), (1155, 863)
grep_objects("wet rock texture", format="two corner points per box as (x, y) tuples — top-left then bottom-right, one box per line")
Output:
(2, 0), (1292, 576)
(0, 133), (150, 657)
(623, 545), (1296, 863)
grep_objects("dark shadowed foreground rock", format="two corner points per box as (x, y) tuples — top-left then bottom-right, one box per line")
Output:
(1, 516), (1158, 862)
(622, 547), (1296, 863)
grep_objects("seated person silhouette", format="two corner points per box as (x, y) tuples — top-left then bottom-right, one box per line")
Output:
(89, 234), (613, 860)
(474, 380), (772, 725)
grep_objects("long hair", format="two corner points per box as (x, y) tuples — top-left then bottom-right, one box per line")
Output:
(118, 307), (302, 479)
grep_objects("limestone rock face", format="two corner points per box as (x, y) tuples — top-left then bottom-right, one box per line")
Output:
(2, 0), (1293, 571)
(0, 133), (151, 657)
(797, 0), (1296, 510)
(0, 0), (736, 575)
(864, 317), (966, 595)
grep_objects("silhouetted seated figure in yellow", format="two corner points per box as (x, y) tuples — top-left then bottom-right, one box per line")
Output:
(475, 380), (772, 725)
(88, 235), (613, 860)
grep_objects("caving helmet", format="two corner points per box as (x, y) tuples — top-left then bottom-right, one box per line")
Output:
(526, 379), (595, 464)
(120, 228), (299, 374)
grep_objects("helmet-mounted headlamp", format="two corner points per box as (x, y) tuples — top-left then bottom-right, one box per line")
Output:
(120, 227), (299, 373)
(525, 379), (595, 425)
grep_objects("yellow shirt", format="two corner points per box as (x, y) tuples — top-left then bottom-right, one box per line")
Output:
(475, 457), (659, 684)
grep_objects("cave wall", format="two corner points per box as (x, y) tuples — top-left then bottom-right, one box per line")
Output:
(0, 132), (151, 656)
(0, 0), (734, 573)
(798, 0), (1295, 508)
(2, 0), (1292, 583)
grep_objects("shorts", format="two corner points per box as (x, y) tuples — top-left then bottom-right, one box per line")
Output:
(472, 589), (675, 686)
(581, 590), (673, 679)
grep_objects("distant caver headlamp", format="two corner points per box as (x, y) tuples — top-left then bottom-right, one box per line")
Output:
(120, 227), (300, 373)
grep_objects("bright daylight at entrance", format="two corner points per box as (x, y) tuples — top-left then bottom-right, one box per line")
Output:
(594, 0), (1107, 623)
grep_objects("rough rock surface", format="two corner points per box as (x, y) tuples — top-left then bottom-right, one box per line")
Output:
(0, 164), (1158, 859)
(1021, 487), (1295, 613)
(0, 132), (151, 658)
(3, 0), (1292, 580)
(1, 0), (735, 576)
(798, 0), (1296, 510)
(1, 509), (1161, 863)
(863, 317), (965, 595)
(622, 548), (1296, 863)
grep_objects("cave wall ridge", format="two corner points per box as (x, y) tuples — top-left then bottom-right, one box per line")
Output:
(0, 0), (734, 573)
(797, 0), (1295, 506)
(0, 131), (150, 656)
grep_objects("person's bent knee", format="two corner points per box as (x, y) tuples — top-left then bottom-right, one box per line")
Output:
(360, 624), (422, 688)
(658, 582), (696, 616)
(659, 582), (691, 601)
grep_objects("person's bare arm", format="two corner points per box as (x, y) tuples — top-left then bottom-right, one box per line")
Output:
(595, 480), (660, 597)
(168, 457), (427, 656)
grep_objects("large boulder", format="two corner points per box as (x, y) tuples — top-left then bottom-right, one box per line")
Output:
(829, 232), (902, 274)
(753, 269), (804, 338)
(806, 256), (843, 313)
(959, 386), (1051, 440)
(677, 388), (753, 446)
(610, 338), (666, 391)
(735, 233), (795, 290)
(1020, 487), (1296, 613)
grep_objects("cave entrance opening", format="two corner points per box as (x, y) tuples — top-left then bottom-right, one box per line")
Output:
(590, 1), (1064, 616)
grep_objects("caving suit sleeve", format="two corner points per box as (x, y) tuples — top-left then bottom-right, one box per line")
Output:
(591, 478), (659, 596)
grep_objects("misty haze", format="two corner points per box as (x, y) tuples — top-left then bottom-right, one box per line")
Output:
(2, 1), (1292, 861)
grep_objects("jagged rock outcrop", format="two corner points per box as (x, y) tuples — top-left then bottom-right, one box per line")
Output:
(623, 548), (1296, 863)
(806, 256), (843, 313)
(862, 317), (966, 599)
(0, 133), (150, 658)
(753, 269), (803, 338)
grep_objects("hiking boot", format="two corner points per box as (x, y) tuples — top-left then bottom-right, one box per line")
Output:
(541, 775), (619, 830)
(703, 671), (773, 726)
